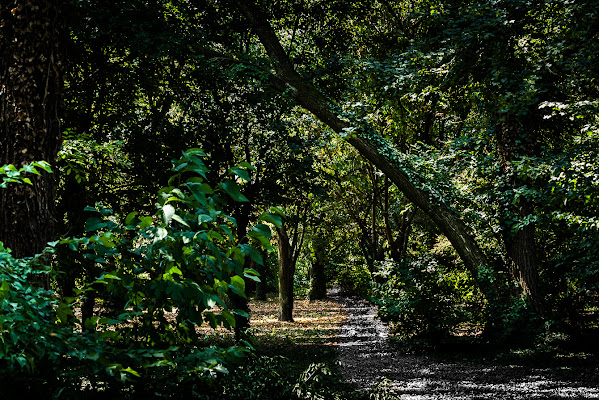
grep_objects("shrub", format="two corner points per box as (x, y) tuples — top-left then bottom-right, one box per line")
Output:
(371, 257), (474, 342)
(336, 263), (372, 296)
(0, 150), (276, 397)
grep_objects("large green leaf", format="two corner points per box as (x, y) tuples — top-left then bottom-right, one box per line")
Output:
(220, 180), (249, 202)
(84, 217), (107, 232)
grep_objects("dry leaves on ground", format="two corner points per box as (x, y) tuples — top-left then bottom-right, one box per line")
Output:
(198, 295), (347, 347)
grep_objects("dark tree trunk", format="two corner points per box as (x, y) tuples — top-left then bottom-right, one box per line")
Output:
(495, 116), (544, 314)
(277, 224), (294, 321)
(308, 230), (327, 301)
(0, 0), (65, 259)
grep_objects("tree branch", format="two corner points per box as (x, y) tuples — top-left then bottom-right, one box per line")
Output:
(232, 0), (490, 278)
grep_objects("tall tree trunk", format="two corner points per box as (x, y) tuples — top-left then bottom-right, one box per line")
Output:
(231, 201), (252, 340)
(495, 116), (544, 314)
(0, 0), (65, 258)
(308, 229), (327, 301)
(233, 1), (490, 284)
(277, 224), (294, 321)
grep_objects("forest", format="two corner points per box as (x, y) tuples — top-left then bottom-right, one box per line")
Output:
(1, 0), (599, 398)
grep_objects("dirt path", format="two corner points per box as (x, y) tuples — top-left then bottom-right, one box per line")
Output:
(331, 289), (599, 399)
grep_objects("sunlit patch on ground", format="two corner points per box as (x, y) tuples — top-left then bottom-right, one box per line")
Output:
(196, 295), (347, 347)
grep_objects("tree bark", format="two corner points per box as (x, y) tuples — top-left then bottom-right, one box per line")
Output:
(495, 115), (544, 314)
(277, 224), (295, 321)
(308, 229), (327, 301)
(233, 1), (490, 283)
(0, 0), (65, 258)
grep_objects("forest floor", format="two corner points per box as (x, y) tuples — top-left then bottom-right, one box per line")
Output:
(201, 290), (599, 399)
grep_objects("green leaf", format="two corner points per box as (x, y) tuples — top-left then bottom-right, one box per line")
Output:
(172, 213), (190, 227)
(166, 265), (183, 276)
(125, 211), (139, 226)
(229, 167), (251, 182)
(228, 275), (246, 298)
(244, 268), (261, 282)
(251, 223), (272, 239)
(122, 367), (141, 378)
(84, 217), (107, 232)
(270, 206), (285, 216)
(232, 309), (250, 318)
(185, 148), (207, 157)
(32, 161), (52, 173)
(99, 234), (117, 248)
(220, 310), (236, 328)
(198, 214), (214, 225)
(220, 180), (248, 202)
(230, 275), (245, 291)
(154, 227), (168, 241)
(139, 216), (153, 229)
(163, 204), (176, 224)
(259, 212), (282, 228)
(187, 183), (208, 205)
(22, 164), (40, 175)
(237, 161), (256, 171)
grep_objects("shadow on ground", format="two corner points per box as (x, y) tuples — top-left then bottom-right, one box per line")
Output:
(332, 289), (599, 399)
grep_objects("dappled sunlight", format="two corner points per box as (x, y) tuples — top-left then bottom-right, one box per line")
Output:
(335, 294), (599, 399)
(248, 297), (345, 344)
(197, 296), (346, 346)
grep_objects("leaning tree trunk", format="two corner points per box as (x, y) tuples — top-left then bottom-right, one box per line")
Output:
(0, 0), (65, 258)
(233, 1), (490, 285)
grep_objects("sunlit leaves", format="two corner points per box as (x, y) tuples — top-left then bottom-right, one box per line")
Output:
(0, 161), (52, 189)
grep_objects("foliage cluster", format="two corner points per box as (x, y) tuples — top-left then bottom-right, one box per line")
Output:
(371, 256), (480, 342)
(0, 150), (274, 397)
(336, 263), (372, 297)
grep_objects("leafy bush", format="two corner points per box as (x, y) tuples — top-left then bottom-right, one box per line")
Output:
(336, 263), (372, 296)
(0, 243), (105, 395)
(0, 150), (276, 397)
(371, 257), (475, 342)
(369, 378), (399, 400)
(0, 161), (52, 188)
(293, 362), (338, 400)
(194, 354), (293, 400)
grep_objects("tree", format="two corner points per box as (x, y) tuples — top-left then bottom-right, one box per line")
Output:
(308, 225), (328, 301)
(232, 0), (490, 289)
(277, 212), (306, 321)
(229, 0), (599, 324)
(0, 0), (65, 258)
